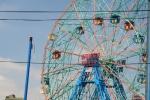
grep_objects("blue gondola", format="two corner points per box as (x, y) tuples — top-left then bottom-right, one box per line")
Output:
(75, 26), (84, 35)
(137, 74), (146, 84)
(110, 15), (120, 24)
(121, 60), (126, 65)
(119, 67), (123, 72)
(116, 67), (123, 72)
(117, 60), (121, 64)
(133, 35), (144, 44)
(117, 60), (126, 65)
(41, 77), (49, 85)
(116, 60), (125, 72)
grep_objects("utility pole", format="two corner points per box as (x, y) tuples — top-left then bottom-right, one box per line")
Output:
(24, 37), (33, 100)
(146, 0), (150, 100)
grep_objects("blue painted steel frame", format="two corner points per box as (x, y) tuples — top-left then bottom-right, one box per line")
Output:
(92, 67), (110, 100)
(69, 58), (110, 100)
(146, 0), (150, 100)
(24, 37), (32, 100)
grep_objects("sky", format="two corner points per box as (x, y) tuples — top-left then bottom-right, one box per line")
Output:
(0, 0), (148, 100)
(0, 0), (72, 100)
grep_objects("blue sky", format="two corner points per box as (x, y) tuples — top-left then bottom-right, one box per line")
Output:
(0, 0), (72, 100)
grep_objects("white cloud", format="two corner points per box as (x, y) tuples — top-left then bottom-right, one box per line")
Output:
(0, 74), (21, 98)
(0, 74), (5, 80)
(0, 57), (43, 100)
(0, 57), (25, 71)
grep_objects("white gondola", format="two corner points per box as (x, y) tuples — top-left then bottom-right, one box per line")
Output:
(40, 87), (45, 94)
(40, 86), (50, 94)
(106, 78), (114, 88)
(48, 34), (58, 41)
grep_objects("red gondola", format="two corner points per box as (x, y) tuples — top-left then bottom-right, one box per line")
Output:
(142, 53), (146, 62)
(132, 95), (142, 100)
(124, 21), (134, 30)
(52, 51), (61, 59)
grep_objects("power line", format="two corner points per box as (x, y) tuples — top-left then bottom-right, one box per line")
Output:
(0, 60), (148, 65)
(0, 61), (75, 65)
(0, 17), (148, 21)
(0, 10), (149, 13)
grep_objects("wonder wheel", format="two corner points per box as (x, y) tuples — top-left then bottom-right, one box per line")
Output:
(41, 0), (148, 100)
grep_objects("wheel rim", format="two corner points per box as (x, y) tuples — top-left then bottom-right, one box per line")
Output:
(41, 0), (148, 100)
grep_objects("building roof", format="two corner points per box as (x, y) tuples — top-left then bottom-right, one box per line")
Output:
(5, 98), (23, 100)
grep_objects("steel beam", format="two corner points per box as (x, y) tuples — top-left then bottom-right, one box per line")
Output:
(24, 37), (32, 100)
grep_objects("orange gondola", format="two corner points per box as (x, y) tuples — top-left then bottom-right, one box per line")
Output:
(124, 21), (134, 30)
(93, 17), (103, 25)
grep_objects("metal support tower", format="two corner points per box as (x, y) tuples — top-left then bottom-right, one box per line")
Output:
(69, 57), (110, 100)
(69, 67), (110, 100)
(146, 0), (150, 100)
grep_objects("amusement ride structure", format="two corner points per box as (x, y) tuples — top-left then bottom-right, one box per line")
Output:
(40, 0), (149, 99)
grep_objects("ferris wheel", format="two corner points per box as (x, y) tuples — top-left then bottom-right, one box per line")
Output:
(41, 0), (148, 100)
